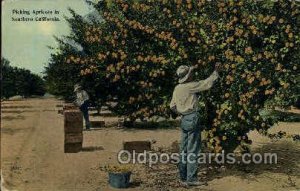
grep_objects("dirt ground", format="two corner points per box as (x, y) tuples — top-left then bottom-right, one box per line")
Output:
(1, 98), (300, 191)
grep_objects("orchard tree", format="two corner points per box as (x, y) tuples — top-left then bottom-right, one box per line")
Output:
(1, 58), (45, 99)
(1, 58), (16, 98)
(50, 0), (300, 152)
(44, 48), (81, 101)
(45, 10), (113, 113)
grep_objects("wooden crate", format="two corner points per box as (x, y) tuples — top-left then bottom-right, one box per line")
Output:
(90, 120), (105, 128)
(58, 103), (78, 115)
(64, 110), (83, 133)
(64, 110), (83, 153)
(65, 133), (83, 143)
(63, 104), (78, 110)
(64, 142), (82, 153)
(123, 141), (151, 153)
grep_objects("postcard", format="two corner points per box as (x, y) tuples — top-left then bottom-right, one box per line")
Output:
(1, 0), (300, 190)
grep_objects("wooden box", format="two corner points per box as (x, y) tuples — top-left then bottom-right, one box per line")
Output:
(90, 120), (105, 128)
(64, 110), (83, 133)
(65, 133), (83, 143)
(123, 141), (151, 153)
(64, 142), (82, 153)
(63, 104), (78, 111)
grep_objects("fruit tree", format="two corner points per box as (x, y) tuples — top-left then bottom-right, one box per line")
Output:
(47, 0), (300, 152)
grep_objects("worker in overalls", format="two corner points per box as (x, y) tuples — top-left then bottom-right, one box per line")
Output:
(74, 84), (91, 130)
(170, 64), (220, 186)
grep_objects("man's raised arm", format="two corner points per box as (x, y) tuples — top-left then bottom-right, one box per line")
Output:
(189, 63), (221, 93)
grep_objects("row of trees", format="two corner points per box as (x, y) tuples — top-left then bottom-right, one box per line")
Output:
(45, 0), (300, 152)
(1, 58), (45, 99)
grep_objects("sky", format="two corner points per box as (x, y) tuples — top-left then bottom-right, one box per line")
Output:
(2, 0), (92, 75)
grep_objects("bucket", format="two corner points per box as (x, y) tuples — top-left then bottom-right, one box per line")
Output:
(108, 171), (131, 188)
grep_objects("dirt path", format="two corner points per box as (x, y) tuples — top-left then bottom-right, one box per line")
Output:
(1, 98), (300, 191)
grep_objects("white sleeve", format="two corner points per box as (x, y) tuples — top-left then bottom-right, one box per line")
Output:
(83, 91), (89, 100)
(170, 91), (176, 110)
(189, 71), (219, 93)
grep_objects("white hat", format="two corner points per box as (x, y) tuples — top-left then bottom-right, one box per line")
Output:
(176, 65), (194, 83)
(74, 84), (81, 92)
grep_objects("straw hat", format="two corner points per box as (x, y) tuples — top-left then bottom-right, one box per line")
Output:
(74, 84), (81, 92)
(176, 65), (194, 83)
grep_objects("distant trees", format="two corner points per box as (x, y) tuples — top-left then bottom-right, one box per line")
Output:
(1, 58), (46, 99)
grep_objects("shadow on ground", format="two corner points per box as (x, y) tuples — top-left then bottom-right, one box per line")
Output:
(1, 115), (25, 121)
(1, 127), (29, 135)
(138, 140), (300, 190)
(234, 141), (300, 177)
(1, 110), (39, 114)
(81, 146), (104, 152)
(120, 120), (180, 131)
(1, 105), (32, 109)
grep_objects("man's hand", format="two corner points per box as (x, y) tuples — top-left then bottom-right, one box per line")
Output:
(191, 65), (198, 70)
(171, 110), (178, 119)
(170, 106), (178, 119)
(215, 62), (222, 72)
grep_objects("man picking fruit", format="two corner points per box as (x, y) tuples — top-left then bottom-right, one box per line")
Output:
(170, 63), (221, 187)
(74, 84), (91, 130)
